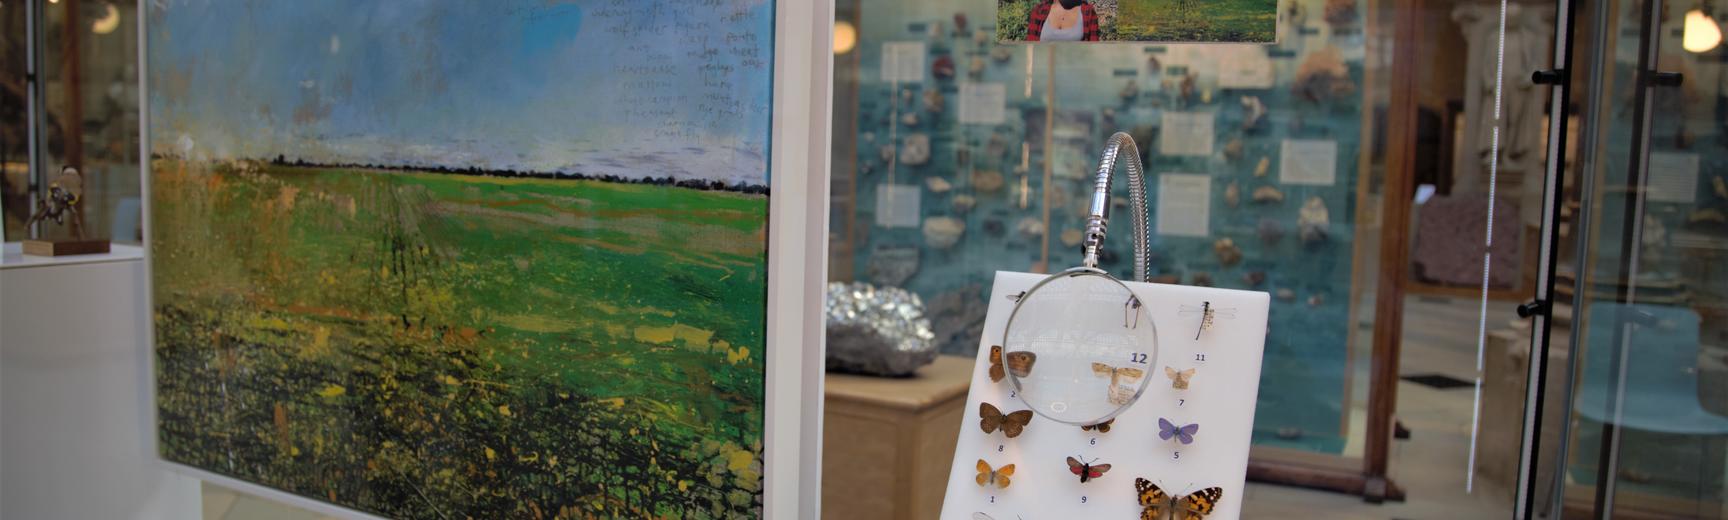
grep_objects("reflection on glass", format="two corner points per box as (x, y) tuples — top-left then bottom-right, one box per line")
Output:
(1556, 0), (1728, 517)
(830, 0), (1389, 463)
(8, 0), (141, 244)
(3, 3), (28, 237)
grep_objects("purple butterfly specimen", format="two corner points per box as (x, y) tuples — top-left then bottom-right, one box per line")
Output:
(1158, 417), (1199, 445)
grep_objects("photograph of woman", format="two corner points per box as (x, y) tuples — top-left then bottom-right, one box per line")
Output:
(1025, 0), (1102, 42)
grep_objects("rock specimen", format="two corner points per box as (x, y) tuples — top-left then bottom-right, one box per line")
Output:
(924, 89), (945, 113)
(1241, 96), (1267, 130)
(825, 282), (937, 377)
(972, 170), (1006, 193)
(952, 194), (977, 213)
(1258, 218), (1285, 245)
(1293, 47), (1355, 103)
(923, 217), (965, 249)
(932, 55), (956, 80)
(901, 134), (931, 166)
(1017, 217), (1046, 238)
(867, 246), (920, 286)
(926, 176), (952, 193)
(1213, 238), (1244, 266)
(1298, 196), (1330, 244)
(1252, 185), (1285, 204)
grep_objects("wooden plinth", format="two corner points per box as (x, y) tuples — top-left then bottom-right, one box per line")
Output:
(21, 240), (111, 257)
(823, 356), (973, 520)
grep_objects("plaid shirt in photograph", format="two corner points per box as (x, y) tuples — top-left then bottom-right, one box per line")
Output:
(1025, 1), (1102, 42)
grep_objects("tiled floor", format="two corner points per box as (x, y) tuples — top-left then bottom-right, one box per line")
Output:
(201, 296), (1534, 519)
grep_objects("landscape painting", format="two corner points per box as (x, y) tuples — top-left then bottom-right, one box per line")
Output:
(146, 1), (773, 518)
(998, 0), (1279, 43)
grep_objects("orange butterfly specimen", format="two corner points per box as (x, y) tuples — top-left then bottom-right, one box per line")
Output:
(1135, 478), (1222, 520)
(979, 402), (1034, 438)
(1080, 418), (1114, 433)
(987, 345), (1038, 382)
(975, 459), (1015, 489)
(1066, 455), (1112, 483)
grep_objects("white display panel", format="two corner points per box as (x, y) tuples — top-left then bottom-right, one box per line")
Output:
(940, 272), (1269, 520)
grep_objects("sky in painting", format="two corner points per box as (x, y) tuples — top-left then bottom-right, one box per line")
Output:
(147, 0), (774, 185)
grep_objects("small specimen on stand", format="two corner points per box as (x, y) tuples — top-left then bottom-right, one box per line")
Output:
(24, 166), (88, 239)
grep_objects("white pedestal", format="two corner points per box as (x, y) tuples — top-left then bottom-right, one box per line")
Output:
(1, 243), (202, 519)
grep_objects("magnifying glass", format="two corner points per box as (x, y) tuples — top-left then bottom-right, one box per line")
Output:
(1002, 132), (1158, 426)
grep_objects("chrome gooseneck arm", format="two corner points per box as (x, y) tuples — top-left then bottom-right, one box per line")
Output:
(1079, 132), (1151, 283)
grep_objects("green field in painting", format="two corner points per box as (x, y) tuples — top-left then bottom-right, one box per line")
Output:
(1114, 0), (1277, 42)
(150, 159), (766, 519)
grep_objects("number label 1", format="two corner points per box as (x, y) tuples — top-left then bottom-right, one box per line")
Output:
(1129, 352), (1148, 364)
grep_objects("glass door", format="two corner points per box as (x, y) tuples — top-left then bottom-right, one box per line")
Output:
(1538, 0), (1728, 517)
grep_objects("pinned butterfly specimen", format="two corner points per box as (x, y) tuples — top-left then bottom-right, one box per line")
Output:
(1135, 478), (1222, 520)
(1091, 363), (1147, 405)
(975, 459), (1015, 489)
(1065, 455), (1112, 483)
(987, 345), (1038, 382)
(979, 402), (1034, 438)
(1080, 418), (1114, 433)
(1165, 367), (1196, 390)
(1158, 418), (1199, 445)
(1179, 302), (1237, 340)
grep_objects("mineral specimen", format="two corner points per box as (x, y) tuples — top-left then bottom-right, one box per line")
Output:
(900, 133), (931, 166)
(825, 282), (937, 377)
(923, 217), (965, 249)
(1298, 196), (1330, 244)
(1213, 238), (1244, 266)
